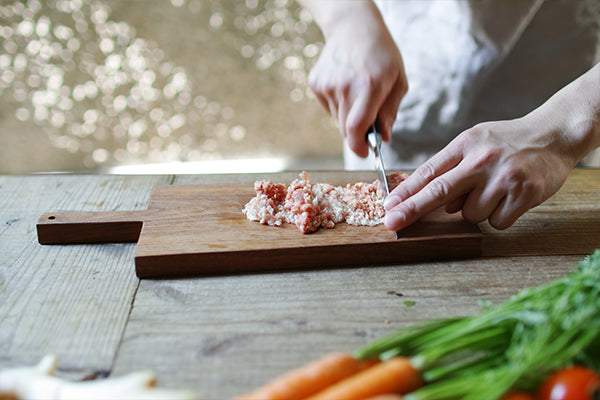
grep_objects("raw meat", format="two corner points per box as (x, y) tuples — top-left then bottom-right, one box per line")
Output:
(242, 171), (408, 233)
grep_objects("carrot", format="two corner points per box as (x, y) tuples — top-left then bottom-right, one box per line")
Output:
(234, 352), (378, 400)
(363, 395), (405, 400)
(306, 357), (422, 400)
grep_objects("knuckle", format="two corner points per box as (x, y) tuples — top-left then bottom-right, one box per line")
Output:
(415, 162), (437, 183)
(357, 71), (385, 97)
(472, 147), (501, 169)
(358, 71), (378, 90)
(500, 167), (542, 204)
(459, 124), (492, 147)
(427, 178), (451, 202)
(400, 198), (418, 218)
(466, 123), (489, 138)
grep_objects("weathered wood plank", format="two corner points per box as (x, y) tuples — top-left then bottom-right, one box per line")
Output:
(0, 175), (171, 372)
(112, 255), (581, 399)
(1, 168), (597, 397)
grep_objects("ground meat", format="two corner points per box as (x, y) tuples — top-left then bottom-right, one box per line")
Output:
(242, 171), (409, 233)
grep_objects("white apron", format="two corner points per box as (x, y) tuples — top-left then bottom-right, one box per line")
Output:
(345, 0), (600, 169)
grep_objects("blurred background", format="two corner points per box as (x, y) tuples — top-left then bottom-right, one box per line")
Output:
(0, 0), (344, 174)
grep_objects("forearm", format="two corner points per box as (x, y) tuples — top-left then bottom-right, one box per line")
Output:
(296, 0), (406, 156)
(532, 62), (600, 165)
(297, 0), (385, 39)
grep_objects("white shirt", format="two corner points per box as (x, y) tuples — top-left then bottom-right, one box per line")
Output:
(345, 0), (600, 169)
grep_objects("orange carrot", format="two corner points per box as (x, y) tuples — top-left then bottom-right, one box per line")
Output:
(363, 395), (404, 400)
(306, 356), (422, 400)
(234, 352), (378, 400)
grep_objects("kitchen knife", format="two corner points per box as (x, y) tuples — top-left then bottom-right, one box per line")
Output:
(367, 121), (399, 239)
(367, 120), (391, 199)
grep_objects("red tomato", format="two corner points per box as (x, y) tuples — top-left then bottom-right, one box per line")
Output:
(501, 391), (535, 400)
(537, 366), (600, 400)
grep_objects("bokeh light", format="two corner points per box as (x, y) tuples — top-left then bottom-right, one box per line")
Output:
(0, 0), (341, 173)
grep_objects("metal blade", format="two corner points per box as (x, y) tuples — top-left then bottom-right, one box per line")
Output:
(367, 124), (390, 199)
(367, 122), (399, 239)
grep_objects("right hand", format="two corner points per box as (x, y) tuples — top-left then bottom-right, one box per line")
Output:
(306, 3), (408, 158)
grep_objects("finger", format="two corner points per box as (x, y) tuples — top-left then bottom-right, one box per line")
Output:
(312, 91), (331, 114)
(488, 192), (532, 230)
(384, 147), (464, 211)
(345, 89), (382, 159)
(337, 87), (351, 140)
(460, 183), (506, 224)
(445, 194), (466, 214)
(384, 164), (476, 231)
(326, 98), (341, 134)
(308, 68), (339, 120)
(346, 96), (377, 158)
(378, 75), (408, 142)
(307, 68), (327, 107)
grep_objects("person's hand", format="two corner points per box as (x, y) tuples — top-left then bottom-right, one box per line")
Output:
(305, 1), (407, 158)
(384, 61), (600, 232)
(383, 114), (586, 231)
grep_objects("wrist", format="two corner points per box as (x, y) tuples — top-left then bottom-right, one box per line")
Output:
(533, 63), (600, 165)
(299, 0), (385, 40)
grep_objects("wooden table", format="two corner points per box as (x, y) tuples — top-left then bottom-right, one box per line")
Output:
(1, 169), (598, 399)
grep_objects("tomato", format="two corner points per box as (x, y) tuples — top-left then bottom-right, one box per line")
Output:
(537, 366), (600, 400)
(500, 390), (535, 400)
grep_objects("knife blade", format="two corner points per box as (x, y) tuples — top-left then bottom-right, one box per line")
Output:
(367, 121), (391, 199)
(367, 121), (399, 239)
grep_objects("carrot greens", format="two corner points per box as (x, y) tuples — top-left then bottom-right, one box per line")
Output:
(355, 250), (600, 400)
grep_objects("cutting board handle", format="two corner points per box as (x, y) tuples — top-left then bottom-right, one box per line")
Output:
(37, 210), (149, 244)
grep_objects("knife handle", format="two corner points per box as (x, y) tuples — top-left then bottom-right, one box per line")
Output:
(366, 118), (383, 151)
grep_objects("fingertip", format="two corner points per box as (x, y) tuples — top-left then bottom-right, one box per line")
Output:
(383, 193), (401, 210)
(488, 217), (513, 231)
(381, 117), (394, 142)
(384, 209), (407, 231)
(355, 146), (370, 158)
(346, 134), (370, 158)
(488, 212), (517, 230)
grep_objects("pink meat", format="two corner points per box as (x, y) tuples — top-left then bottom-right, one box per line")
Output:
(242, 171), (408, 233)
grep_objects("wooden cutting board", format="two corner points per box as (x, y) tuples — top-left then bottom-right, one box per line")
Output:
(37, 183), (483, 278)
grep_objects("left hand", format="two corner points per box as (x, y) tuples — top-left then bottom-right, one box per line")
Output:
(383, 114), (577, 231)
(387, 58), (600, 232)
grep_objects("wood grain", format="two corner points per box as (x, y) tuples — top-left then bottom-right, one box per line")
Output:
(36, 168), (600, 278)
(1, 169), (598, 399)
(37, 210), (148, 244)
(37, 180), (483, 278)
(0, 175), (171, 371)
(112, 255), (581, 399)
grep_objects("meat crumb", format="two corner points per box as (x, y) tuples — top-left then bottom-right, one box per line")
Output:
(242, 171), (409, 233)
